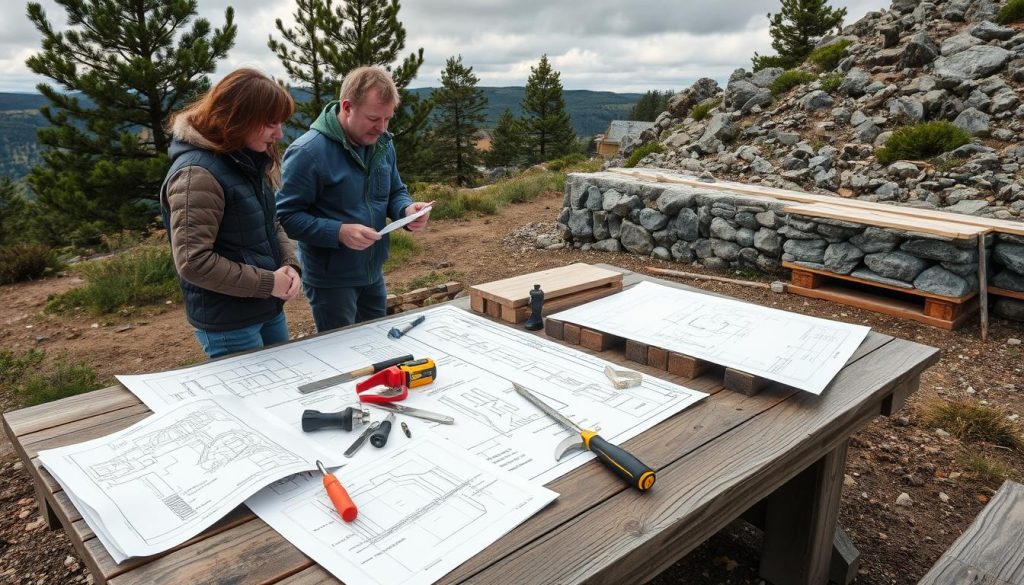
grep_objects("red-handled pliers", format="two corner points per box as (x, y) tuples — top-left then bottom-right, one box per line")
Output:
(355, 367), (409, 403)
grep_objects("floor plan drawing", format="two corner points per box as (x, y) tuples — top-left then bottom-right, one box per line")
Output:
(551, 281), (871, 395)
(247, 436), (558, 585)
(38, 396), (337, 563)
(118, 305), (707, 486)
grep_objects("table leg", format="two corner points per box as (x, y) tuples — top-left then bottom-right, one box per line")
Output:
(759, 439), (850, 585)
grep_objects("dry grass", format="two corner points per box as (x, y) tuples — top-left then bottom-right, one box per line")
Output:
(923, 398), (1022, 449)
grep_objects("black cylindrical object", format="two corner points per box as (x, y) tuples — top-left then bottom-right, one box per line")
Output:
(524, 284), (544, 331)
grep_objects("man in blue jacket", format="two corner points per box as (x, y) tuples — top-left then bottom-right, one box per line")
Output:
(277, 66), (431, 332)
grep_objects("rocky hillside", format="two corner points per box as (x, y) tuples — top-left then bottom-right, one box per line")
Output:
(615, 0), (1024, 221)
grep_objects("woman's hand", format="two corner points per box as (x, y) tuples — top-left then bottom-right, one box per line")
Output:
(272, 266), (301, 301)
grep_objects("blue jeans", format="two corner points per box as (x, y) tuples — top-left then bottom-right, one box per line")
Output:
(193, 311), (289, 359)
(306, 279), (387, 332)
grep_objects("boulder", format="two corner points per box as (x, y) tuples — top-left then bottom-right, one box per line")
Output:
(992, 269), (1024, 292)
(970, 21), (1016, 41)
(914, 265), (975, 297)
(994, 243), (1024, 274)
(900, 239), (976, 263)
(667, 209), (700, 241)
(823, 242), (865, 274)
(933, 46), (1011, 85)
(656, 190), (694, 215)
(667, 77), (722, 119)
(864, 251), (930, 281)
(900, 31), (940, 68)
(619, 220), (655, 255)
(839, 68), (871, 97)
(801, 90), (834, 111)
(783, 238), (828, 263)
(952, 107), (990, 136)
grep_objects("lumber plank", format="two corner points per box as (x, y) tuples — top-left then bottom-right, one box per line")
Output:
(667, 352), (709, 379)
(563, 322), (582, 345)
(723, 368), (769, 396)
(469, 263), (623, 307)
(608, 167), (1024, 236)
(3, 385), (139, 437)
(918, 481), (1024, 585)
(785, 203), (988, 239)
(544, 317), (565, 340)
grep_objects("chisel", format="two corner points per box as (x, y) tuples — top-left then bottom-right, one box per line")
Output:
(297, 354), (414, 394)
(511, 382), (656, 492)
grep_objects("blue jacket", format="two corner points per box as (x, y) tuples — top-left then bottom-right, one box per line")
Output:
(276, 102), (414, 288)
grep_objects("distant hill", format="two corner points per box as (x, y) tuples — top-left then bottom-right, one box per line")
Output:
(0, 87), (642, 180)
(408, 87), (643, 137)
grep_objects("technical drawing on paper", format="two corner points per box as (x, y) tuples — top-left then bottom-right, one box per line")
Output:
(551, 281), (870, 395)
(118, 304), (708, 486)
(85, 408), (302, 521)
(38, 396), (331, 562)
(247, 436), (558, 585)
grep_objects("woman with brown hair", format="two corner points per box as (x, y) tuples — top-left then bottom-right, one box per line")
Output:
(160, 68), (301, 358)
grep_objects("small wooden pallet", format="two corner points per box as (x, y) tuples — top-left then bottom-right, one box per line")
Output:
(469, 263), (623, 323)
(783, 262), (978, 331)
(544, 318), (771, 396)
(386, 281), (463, 314)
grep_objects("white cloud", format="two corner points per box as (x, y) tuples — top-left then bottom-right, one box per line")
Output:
(2, 0), (891, 93)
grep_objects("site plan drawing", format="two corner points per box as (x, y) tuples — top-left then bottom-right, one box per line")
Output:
(38, 396), (339, 563)
(550, 281), (871, 395)
(248, 436), (558, 585)
(118, 305), (707, 485)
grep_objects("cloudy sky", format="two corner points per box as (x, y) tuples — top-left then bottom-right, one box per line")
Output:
(1, 0), (890, 94)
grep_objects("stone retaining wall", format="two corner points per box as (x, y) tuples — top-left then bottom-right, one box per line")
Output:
(557, 172), (1024, 321)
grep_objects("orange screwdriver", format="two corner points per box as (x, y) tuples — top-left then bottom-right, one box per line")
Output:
(316, 460), (357, 522)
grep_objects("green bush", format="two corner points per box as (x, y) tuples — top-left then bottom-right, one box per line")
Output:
(0, 244), (62, 284)
(997, 0), (1024, 24)
(546, 153), (586, 171)
(807, 40), (852, 71)
(691, 97), (723, 121)
(0, 349), (45, 388)
(1, 349), (100, 406)
(624, 142), (665, 168)
(46, 246), (179, 314)
(19, 356), (100, 406)
(819, 72), (845, 94)
(875, 122), (972, 165)
(769, 69), (817, 96)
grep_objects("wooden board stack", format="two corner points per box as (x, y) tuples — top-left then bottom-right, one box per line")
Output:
(468, 263), (623, 323)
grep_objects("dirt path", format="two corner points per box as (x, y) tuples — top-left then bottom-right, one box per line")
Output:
(1, 187), (1022, 584)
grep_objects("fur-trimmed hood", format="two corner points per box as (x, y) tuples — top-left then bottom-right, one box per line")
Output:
(169, 113), (218, 151)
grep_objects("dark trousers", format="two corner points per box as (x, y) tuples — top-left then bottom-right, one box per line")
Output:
(305, 279), (388, 332)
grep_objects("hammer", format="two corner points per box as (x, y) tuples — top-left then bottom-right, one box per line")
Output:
(388, 315), (425, 339)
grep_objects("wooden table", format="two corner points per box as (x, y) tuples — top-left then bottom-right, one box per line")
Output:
(2, 266), (940, 585)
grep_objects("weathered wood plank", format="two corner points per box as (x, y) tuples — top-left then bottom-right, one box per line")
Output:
(449, 339), (937, 584)
(544, 317), (565, 340)
(4, 385), (139, 437)
(667, 352), (709, 379)
(563, 322), (582, 345)
(106, 518), (312, 585)
(723, 368), (769, 396)
(580, 328), (622, 352)
(919, 480), (1024, 585)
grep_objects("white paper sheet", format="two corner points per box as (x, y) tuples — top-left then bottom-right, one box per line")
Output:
(550, 281), (870, 395)
(248, 435), (558, 585)
(38, 396), (340, 562)
(378, 203), (432, 235)
(118, 305), (707, 485)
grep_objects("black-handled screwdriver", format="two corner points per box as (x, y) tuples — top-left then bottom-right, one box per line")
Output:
(302, 407), (371, 432)
(511, 382), (655, 491)
(370, 413), (396, 447)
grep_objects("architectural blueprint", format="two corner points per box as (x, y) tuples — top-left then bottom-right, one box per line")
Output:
(550, 281), (871, 395)
(118, 305), (707, 485)
(247, 436), (558, 585)
(38, 396), (339, 563)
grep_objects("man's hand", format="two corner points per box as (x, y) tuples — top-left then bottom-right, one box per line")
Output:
(339, 223), (382, 250)
(272, 266), (301, 301)
(403, 202), (431, 231)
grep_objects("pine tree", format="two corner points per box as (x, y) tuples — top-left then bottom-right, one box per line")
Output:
(752, 0), (847, 70)
(485, 109), (524, 168)
(428, 56), (486, 186)
(0, 177), (31, 246)
(628, 90), (673, 122)
(322, 0), (431, 152)
(268, 0), (333, 131)
(25, 0), (236, 246)
(521, 55), (575, 164)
